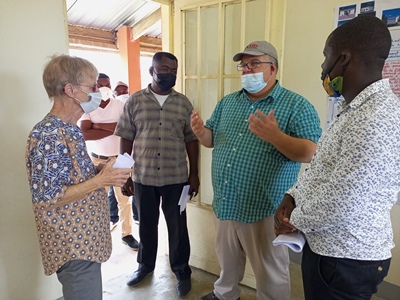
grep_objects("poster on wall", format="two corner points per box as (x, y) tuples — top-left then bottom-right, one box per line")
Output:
(327, 0), (400, 129)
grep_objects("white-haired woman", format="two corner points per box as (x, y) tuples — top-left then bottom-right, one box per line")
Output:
(25, 54), (132, 300)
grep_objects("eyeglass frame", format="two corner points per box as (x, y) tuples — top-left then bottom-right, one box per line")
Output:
(79, 83), (98, 93)
(236, 61), (273, 72)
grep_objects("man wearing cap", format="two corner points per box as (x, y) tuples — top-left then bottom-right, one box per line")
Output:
(114, 81), (130, 102)
(113, 80), (140, 224)
(80, 73), (139, 250)
(191, 41), (321, 300)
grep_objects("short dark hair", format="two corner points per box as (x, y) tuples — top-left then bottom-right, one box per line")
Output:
(98, 73), (109, 79)
(152, 52), (178, 65)
(329, 15), (391, 68)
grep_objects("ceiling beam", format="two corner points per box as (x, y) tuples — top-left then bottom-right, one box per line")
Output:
(150, 0), (170, 5)
(131, 8), (161, 40)
(68, 25), (162, 53)
(68, 25), (117, 50)
(139, 36), (162, 54)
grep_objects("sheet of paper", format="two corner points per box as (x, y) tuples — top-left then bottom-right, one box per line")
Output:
(112, 153), (134, 168)
(272, 231), (306, 253)
(178, 185), (190, 215)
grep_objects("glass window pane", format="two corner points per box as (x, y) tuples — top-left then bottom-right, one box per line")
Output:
(199, 78), (218, 205)
(223, 78), (241, 97)
(224, 2), (241, 75)
(245, 0), (267, 43)
(185, 10), (197, 76)
(185, 79), (198, 109)
(200, 6), (218, 75)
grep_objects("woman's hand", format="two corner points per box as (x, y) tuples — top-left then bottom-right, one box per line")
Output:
(97, 158), (132, 188)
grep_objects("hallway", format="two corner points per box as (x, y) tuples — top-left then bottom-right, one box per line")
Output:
(102, 221), (301, 300)
(99, 216), (387, 300)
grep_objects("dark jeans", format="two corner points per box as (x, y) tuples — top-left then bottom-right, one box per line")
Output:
(108, 186), (139, 223)
(302, 242), (390, 300)
(134, 182), (192, 281)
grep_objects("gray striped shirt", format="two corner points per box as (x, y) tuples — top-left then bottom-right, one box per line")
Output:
(115, 85), (197, 186)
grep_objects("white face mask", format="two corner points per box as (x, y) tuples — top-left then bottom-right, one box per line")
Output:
(116, 94), (129, 102)
(99, 86), (113, 100)
(76, 92), (102, 114)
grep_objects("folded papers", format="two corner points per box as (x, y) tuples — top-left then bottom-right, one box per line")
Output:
(272, 231), (306, 253)
(178, 185), (190, 215)
(112, 153), (134, 169)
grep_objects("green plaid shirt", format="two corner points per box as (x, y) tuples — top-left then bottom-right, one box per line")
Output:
(205, 82), (321, 223)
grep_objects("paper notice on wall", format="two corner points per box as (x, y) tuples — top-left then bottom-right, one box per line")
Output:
(326, 96), (343, 129)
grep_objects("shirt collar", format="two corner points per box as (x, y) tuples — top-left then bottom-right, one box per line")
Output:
(347, 79), (391, 111)
(144, 84), (178, 97)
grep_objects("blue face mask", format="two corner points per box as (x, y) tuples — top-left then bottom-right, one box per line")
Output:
(77, 91), (102, 114)
(241, 66), (272, 94)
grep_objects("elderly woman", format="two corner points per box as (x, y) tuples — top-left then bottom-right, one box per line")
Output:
(25, 54), (132, 300)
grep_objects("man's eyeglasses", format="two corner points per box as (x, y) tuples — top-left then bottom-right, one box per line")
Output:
(237, 61), (272, 71)
(79, 84), (97, 92)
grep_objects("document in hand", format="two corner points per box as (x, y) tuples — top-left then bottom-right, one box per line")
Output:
(178, 185), (190, 215)
(272, 231), (306, 253)
(112, 153), (134, 168)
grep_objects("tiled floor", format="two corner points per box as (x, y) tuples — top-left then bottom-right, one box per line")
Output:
(101, 222), (385, 300)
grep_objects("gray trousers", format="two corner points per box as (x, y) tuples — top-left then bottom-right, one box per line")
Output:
(56, 259), (102, 300)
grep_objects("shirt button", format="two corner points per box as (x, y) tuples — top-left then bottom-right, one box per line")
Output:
(232, 148), (236, 151)
(158, 167), (160, 170)
(239, 133), (242, 137)
(227, 164), (231, 167)
(224, 180), (228, 184)
(158, 153), (160, 156)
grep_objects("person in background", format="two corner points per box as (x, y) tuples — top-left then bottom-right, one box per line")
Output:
(114, 81), (130, 102)
(113, 80), (139, 224)
(191, 41), (321, 300)
(274, 15), (400, 300)
(80, 73), (139, 250)
(115, 52), (199, 298)
(25, 54), (132, 300)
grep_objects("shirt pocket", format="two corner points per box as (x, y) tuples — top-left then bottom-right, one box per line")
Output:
(170, 118), (185, 140)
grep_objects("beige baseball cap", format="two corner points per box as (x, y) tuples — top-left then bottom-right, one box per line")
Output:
(115, 81), (128, 89)
(233, 41), (278, 62)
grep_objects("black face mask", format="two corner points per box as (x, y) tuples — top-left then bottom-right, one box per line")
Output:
(154, 72), (176, 91)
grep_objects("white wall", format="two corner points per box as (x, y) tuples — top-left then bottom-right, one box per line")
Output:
(0, 0), (68, 299)
(283, 0), (400, 287)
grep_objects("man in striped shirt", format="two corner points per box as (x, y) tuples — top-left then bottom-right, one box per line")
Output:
(115, 52), (199, 298)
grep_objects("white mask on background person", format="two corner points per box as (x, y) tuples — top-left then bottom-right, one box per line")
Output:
(99, 87), (113, 100)
(116, 94), (129, 103)
(76, 91), (102, 114)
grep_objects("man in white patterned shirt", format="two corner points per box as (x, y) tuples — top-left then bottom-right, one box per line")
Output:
(275, 15), (400, 300)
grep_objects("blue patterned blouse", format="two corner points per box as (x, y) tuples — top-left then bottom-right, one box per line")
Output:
(25, 114), (112, 275)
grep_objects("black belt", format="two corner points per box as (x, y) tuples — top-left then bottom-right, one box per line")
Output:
(91, 152), (116, 160)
